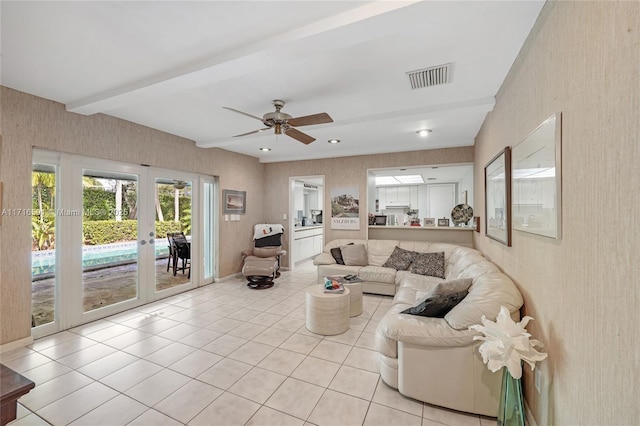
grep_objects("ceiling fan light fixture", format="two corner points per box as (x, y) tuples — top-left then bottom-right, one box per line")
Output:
(328, 139), (341, 144)
(416, 129), (432, 137)
(173, 180), (186, 190)
(259, 147), (271, 152)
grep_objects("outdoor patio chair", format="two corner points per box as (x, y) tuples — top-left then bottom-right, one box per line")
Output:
(166, 232), (180, 273)
(169, 232), (191, 279)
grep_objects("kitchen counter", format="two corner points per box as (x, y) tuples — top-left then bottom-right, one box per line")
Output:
(367, 225), (474, 247)
(294, 225), (323, 231)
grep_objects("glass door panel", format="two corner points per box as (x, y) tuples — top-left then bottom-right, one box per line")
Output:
(31, 163), (57, 327)
(82, 170), (139, 313)
(155, 178), (192, 292)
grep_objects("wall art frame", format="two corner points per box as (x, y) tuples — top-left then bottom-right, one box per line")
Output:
(485, 147), (512, 246)
(223, 189), (246, 214)
(511, 113), (562, 239)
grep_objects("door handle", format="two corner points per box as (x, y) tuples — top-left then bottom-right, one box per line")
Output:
(140, 240), (147, 246)
(149, 238), (155, 244)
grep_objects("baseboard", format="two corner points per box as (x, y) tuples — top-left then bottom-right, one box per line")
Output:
(214, 273), (243, 282)
(525, 399), (538, 426)
(0, 336), (34, 354)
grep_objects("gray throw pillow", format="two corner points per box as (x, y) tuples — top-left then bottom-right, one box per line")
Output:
(401, 290), (468, 318)
(411, 252), (445, 278)
(428, 278), (472, 297)
(340, 244), (368, 266)
(382, 246), (416, 270)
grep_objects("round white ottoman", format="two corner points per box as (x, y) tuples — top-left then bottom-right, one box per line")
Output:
(305, 286), (351, 335)
(343, 281), (363, 317)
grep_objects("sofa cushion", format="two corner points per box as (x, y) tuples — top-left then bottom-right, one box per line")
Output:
(317, 264), (362, 282)
(341, 244), (368, 266)
(396, 272), (443, 289)
(358, 265), (396, 284)
(411, 252), (445, 278)
(382, 246), (416, 270)
(400, 291), (468, 318)
(367, 240), (400, 266)
(444, 271), (524, 330)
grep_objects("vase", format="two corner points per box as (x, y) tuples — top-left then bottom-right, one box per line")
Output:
(498, 368), (526, 426)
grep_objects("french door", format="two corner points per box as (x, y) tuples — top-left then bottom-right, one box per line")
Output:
(32, 150), (216, 338)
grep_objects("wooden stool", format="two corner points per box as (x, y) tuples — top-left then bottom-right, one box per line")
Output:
(305, 285), (350, 335)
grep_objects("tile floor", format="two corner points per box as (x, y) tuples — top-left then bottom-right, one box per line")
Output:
(2, 261), (497, 426)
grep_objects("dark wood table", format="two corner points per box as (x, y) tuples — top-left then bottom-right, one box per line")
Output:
(1, 364), (35, 426)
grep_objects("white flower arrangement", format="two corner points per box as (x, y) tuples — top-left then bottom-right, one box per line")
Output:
(468, 306), (547, 379)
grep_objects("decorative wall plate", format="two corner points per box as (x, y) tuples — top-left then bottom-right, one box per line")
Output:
(451, 204), (474, 225)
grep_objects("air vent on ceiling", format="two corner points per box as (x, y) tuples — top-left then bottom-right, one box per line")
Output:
(406, 63), (452, 90)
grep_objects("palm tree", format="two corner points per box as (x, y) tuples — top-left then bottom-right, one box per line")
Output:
(32, 171), (55, 222)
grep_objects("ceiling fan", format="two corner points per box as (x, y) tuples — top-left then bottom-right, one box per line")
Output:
(223, 100), (333, 145)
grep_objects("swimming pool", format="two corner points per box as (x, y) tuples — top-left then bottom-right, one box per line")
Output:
(32, 239), (171, 277)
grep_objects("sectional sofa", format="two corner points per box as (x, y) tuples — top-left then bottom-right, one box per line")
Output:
(313, 239), (523, 416)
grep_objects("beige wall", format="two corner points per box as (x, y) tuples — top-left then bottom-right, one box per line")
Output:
(0, 88), (265, 345)
(264, 147), (474, 268)
(474, 2), (639, 425)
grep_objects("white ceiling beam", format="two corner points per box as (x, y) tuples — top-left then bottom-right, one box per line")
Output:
(66, 1), (420, 115)
(196, 96), (495, 148)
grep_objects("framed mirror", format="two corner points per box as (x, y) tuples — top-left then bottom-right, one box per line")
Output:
(485, 147), (512, 246)
(512, 113), (562, 239)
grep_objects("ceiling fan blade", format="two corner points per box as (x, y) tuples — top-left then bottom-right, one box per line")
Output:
(223, 106), (264, 121)
(287, 112), (333, 127)
(233, 127), (271, 137)
(285, 128), (316, 144)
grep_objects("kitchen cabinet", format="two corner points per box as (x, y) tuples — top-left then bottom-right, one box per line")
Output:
(292, 226), (323, 264)
(377, 185), (419, 209)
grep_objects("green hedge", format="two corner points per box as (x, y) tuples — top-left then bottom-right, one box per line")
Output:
(83, 220), (183, 245)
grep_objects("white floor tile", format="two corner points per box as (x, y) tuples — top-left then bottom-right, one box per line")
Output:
(227, 341), (275, 365)
(122, 335), (173, 357)
(169, 349), (223, 377)
(3, 352), (53, 373)
(257, 348), (305, 376)
(143, 341), (197, 367)
(371, 379), (424, 417)
(103, 329), (154, 350)
(127, 409), (183, 426)
(245, 406), (305, 426)
(265, 377), (325, 420)
(125, 369), (191, 406)
(251, 327), (294, 347)
(308, 389), (370, 426)
(100, 359), (163, 392)
(7, 413), (50, 425)
(21, 361), (72, 386)
(291, 356), (341, 388)
(280, 333), (321, 355)
(228, 367), (287, 404)
(309, 340), (352, 364)
(328, 365), (380, 401)
(188, 392), (260, 426)
(154, 380), (223, 424)
(57, 342), (117, 369)
(196, 357), (252, 390)
(77, 350), (138, 380)
(343, 346), (380, 373)
(18, 371), (93, 411)
(69, 394), (147, 426)
(178, 328), (224, 348)
(364, 402), (422, 426)
(36, 382), (118, 425)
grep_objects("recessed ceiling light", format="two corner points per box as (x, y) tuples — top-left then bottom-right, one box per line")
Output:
(259, 147), (271, 152)
(328, 139), (341, 144)
(416, 129), (432, 137)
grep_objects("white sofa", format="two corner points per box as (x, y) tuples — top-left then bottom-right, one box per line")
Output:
(314, 239), (523, 416)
